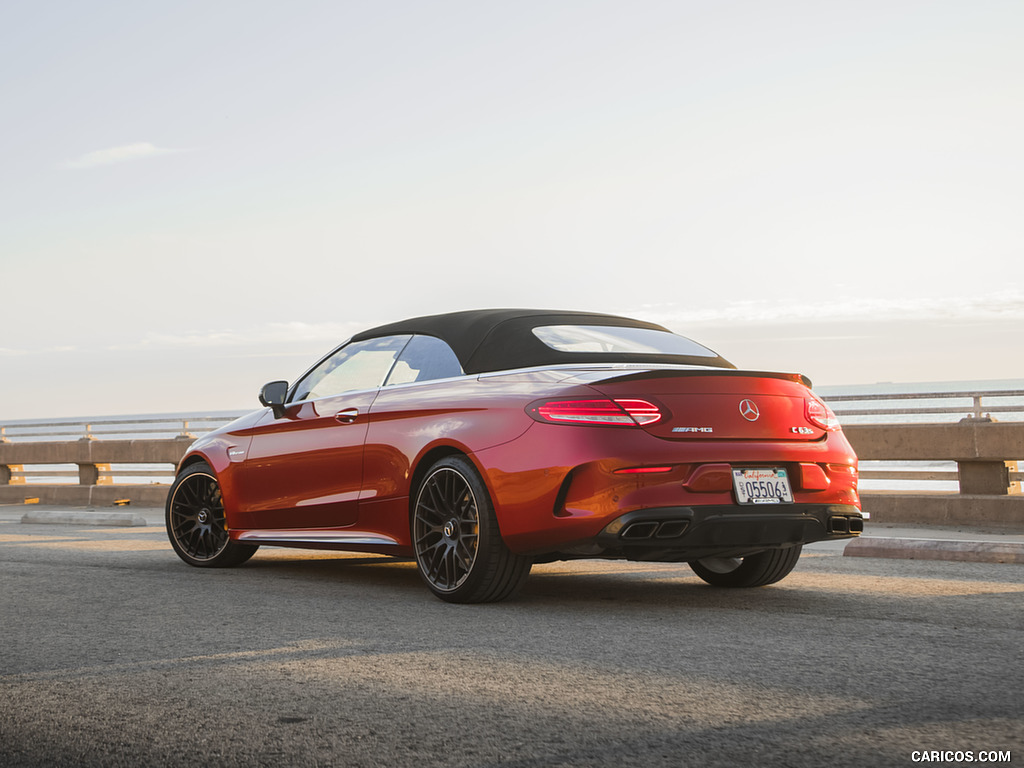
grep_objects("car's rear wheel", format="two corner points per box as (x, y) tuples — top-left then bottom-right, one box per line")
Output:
(412, 455), (531, 603)
(166, 462), (258, 568)
(689, 545), (802, 587)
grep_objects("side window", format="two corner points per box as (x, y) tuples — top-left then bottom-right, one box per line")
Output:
(292, 336), (411, 401)
(384, 335), (464, 386)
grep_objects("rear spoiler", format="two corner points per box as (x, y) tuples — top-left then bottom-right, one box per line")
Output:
(592, 368), (813, 389)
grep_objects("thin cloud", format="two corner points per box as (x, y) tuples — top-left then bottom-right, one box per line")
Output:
(0, 345), (76, 357)
(106, 321), (367, 352)
(62, 142), (185, 170)
(7, 322), (367, 356)
(630, 290), (1024, 329)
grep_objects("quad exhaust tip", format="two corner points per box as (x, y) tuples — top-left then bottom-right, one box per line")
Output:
(828, 515), (864, 535)
(621, 520), (690, 540)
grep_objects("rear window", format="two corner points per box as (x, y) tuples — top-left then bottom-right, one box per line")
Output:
(385, 335), (464, 385)
(532, 325), (718, 358)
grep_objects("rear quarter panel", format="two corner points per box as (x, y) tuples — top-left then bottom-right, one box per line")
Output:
(356, 371), (611, 548)
(361, 372), (585, 502)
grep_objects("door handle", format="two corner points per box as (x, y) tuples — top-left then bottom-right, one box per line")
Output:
(335, 408), (359, 424)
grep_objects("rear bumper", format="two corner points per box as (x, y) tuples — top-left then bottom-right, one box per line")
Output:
(473, 419), (860, 556)
(584, 503), (864, 562)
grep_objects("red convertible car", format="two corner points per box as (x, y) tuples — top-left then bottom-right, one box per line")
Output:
(166, 309), (863, 602)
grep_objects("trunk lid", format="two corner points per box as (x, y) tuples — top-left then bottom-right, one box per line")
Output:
(586, 369), (825, 441)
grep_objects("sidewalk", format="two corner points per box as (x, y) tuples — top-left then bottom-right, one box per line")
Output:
(805, 521), (1024, 564)
(0, 504), (164, 526)
(3, 505), (1023, 565)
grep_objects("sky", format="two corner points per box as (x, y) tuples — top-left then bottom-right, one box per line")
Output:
(1, 0), (1021, 420)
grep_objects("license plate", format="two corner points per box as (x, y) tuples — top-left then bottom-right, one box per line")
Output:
(732, 468), (793, 504)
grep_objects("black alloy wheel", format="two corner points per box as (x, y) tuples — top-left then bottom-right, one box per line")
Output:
(412, 456), (531, 603)
(166, 462), (258, 568)
(689, 545), (802, 587)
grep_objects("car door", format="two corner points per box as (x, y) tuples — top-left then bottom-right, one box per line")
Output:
(361, 335), (468, 505)
(237, 335), (412, 530)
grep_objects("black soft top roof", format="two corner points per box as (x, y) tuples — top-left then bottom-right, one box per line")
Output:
(350, 309), (735, 373)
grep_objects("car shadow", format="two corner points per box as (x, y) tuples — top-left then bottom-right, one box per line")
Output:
(214, 547), (1023, 626)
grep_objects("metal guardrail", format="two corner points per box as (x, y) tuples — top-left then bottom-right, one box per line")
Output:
(0, 415), (244, 442)
(824, 390), (1024, 422)
(0, 390), (1021, 442)
(0, 389), (1022, 447)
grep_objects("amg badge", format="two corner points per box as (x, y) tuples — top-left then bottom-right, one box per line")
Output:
(672, 427), (714, 433)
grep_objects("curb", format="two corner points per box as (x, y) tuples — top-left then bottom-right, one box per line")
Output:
(20, 511), (149, 527)
(845, 537), (1024, 565)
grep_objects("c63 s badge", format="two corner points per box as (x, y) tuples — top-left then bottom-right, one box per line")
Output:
(673, 427), (714, 433)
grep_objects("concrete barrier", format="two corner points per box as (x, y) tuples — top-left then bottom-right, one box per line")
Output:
(0, 484), (172, 507)
(20, 509), (150, 526)
(844, 421), (1023, 495)
(0, 438), (188, 507)
(844, 421), (1023, 528)
(859, 492), (1024, 527)
(2, 421), (1022, 527)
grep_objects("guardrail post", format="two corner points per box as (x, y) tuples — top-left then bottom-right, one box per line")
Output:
(957, 460), (1019, 495)
(77, 464), (112, 486)
(1, 465), (25, 485)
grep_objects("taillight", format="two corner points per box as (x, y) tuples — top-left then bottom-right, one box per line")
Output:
(805, 396), (841, 431)
(613, 399), (663, 425)
(613, 466), (674, 474)
(527, 398), (663, 426)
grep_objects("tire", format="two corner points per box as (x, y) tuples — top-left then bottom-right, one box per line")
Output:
(166, 462), (258, 568)
(412, 455), (531, 603)
(689, 545), (802, 587)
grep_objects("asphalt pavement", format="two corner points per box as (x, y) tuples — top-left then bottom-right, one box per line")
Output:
(2, 505), (1024, 768)
(2, 504), (1022, 767)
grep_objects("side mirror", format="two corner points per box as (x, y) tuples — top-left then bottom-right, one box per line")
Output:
(259, 381), (289, 418)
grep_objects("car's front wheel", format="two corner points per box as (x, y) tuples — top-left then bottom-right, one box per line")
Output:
(166, 462), (258, 568)
(412, 456), (531, 603)
(689, 545), (802, 587)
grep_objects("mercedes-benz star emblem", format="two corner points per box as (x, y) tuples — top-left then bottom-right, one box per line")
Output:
(739, 399), (760, 421)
